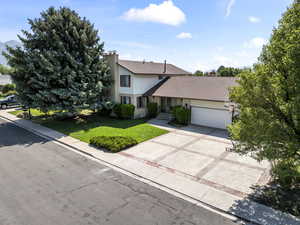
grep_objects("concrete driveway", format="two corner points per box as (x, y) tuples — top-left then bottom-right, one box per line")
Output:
(125, 121), (270, 198)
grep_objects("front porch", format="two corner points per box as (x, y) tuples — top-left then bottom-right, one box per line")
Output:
(149, 96), (188, 114)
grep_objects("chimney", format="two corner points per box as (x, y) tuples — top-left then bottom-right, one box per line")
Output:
(163, 60), (167, 73)
(104, 50), (119, 64)
(103, 50), (119, 102)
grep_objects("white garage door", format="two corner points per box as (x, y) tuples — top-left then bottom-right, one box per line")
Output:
(191, 106), (232, 129)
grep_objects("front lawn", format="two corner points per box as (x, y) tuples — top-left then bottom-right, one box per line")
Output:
(10, 109), (168, 144)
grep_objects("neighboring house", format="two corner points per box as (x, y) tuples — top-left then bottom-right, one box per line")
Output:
(104, 51), (237, 129)
(0, 75), (12, 85)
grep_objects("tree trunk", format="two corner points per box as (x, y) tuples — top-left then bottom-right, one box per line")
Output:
(28, 108), (32, 120)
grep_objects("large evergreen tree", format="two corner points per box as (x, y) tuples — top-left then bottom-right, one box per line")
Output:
(229, 1), (300, 188)
(4, 7), (111, 113)
(0, 64), (13, 75)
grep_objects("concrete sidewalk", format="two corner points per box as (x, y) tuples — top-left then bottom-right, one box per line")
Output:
(1, 109), (299, 225)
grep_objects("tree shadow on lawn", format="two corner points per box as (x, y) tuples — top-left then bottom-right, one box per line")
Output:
(37, 114), (149, 135)
(229, 183), (300, 225)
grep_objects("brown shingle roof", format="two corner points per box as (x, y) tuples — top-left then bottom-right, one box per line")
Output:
(150, 76), (238, 102)
(143, 77), (170, 97)
(118, 60), (191, 75)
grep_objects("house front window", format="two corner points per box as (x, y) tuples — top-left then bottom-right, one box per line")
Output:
(120, 96), (131, 104)
(137, 96), (145, 108)
(120, 75), (131, 87)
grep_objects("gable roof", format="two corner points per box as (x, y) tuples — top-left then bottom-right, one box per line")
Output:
(143, 77), (170, 97)
(118, 60), (191, 75)
(147, 76), (238, 102)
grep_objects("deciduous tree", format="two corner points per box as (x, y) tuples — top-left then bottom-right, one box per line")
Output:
(229, 0), (300, 188)
(194, 70), (204, 76)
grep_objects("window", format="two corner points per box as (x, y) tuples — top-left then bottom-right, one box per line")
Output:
(120, 75), (131, 87)
(137, 96), (145, 108)
(120, 96), (131, 104)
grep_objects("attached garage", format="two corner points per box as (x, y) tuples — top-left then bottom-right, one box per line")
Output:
(147, 76), (238, 130)
(191, 106), (232, 130)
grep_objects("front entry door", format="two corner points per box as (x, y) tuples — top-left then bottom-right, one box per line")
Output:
(160, 97), (171, 112)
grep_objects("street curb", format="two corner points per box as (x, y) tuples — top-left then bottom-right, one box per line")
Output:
(1, 112), (299, 225)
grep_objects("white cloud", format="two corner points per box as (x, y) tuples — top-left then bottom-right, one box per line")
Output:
(248, 16), (261, 23)
(123, 0), (186, 26)
(214, 55), (240, 67)
(194, 56), (240, 72)
(192, 50), (260, 72)
(244, 37), (267, 49)
(235, 50), (250, 57)
(176, 32), (192, 39)
(216, 46), (224, 52)
(225, 0), (236, 17)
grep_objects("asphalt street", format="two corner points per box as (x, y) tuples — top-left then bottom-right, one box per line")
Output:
(0, 118), (244, 225)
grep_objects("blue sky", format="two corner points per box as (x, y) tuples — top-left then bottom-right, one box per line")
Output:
(0, 0), (293, 72)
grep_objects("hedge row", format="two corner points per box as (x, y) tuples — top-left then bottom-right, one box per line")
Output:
(113, 104), (135, 119)
(90, 136), (138, 152)
(147, 102), (158, 118)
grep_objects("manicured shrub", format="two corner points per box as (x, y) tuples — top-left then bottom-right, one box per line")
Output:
(2, 84), (15, 93)
(147, 102), (158, 118)
(113, 104), (122, 119)
(90, 136), (138, 152)
(173, 106), (190, 125)
(113, 104), (135, 119)
(171, 105), (182, 118)
(121, 104), (135, 119)
(98, 101), (115, 116)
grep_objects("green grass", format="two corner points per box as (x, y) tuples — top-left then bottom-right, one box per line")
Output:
(10, 109), (91, 118)
(10, 109), (168, 144)
(10, 109), (51, 117)
(0, 90), (17, 99)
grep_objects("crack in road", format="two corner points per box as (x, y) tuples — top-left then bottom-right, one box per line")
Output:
(58, 181), (100, 195)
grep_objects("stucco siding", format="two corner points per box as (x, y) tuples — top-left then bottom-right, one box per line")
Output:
(190, 99), (227, 110)
(119, 66), (134, 95)
(132, 94), (147, 118)
(135, 108), (147, 118)
(133, 75), (160, 95)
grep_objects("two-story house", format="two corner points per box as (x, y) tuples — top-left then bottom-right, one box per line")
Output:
(104, 51), (191, 118)
(104, 51), (237, 130)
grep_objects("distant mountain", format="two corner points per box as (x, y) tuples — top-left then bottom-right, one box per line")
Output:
(0, 40), (22, 65)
